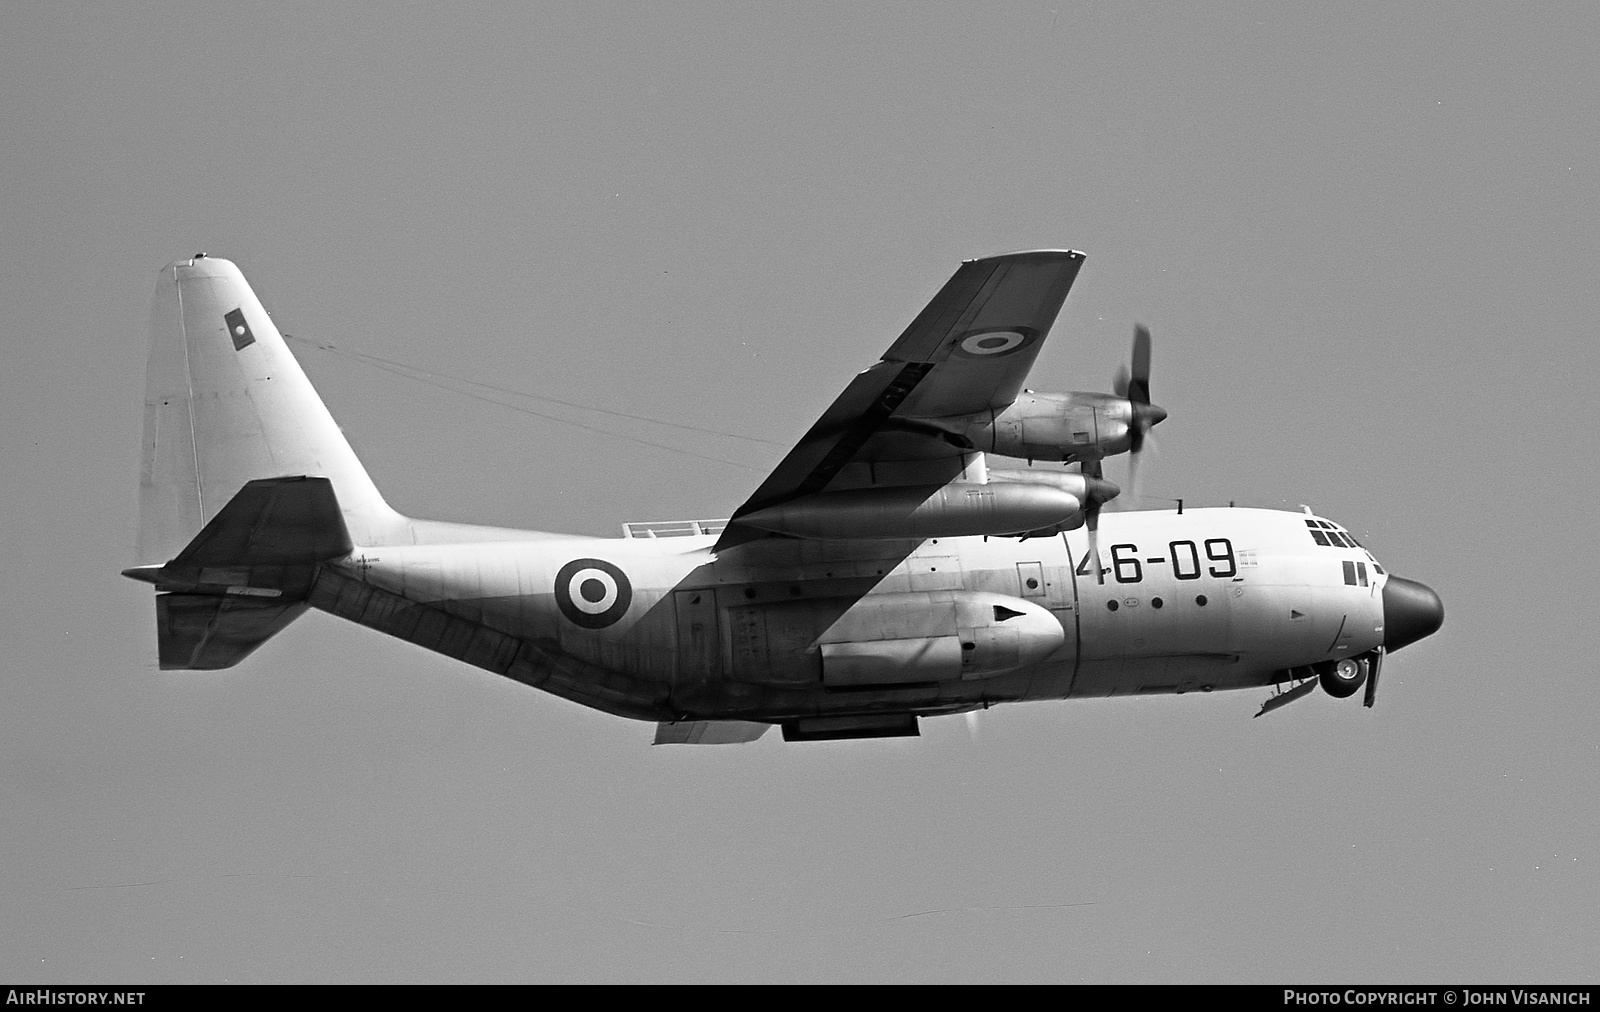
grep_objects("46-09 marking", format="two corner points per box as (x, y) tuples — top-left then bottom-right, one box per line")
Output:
(1075, 538), (1238, 583)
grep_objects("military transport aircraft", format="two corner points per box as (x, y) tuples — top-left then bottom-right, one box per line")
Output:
(125, 250), (1442, 742)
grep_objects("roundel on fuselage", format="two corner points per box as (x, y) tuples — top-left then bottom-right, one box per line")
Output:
(554, 558), (633, 628)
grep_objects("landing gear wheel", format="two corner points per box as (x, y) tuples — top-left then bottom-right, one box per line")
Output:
(1319, 657), (1368, 699)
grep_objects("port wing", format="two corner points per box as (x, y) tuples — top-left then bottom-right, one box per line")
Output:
(716, 250), (1085, 549)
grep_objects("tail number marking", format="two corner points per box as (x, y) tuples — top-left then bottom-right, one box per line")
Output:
(1077, 538), (1236, 584)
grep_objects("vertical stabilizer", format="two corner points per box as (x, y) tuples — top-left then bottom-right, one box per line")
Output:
(137, 255), (406, 563)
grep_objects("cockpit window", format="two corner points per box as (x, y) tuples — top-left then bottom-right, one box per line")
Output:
(1307, 518), (1362, 550)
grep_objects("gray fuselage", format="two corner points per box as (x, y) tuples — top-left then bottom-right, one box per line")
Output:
(309, 507), (1386, 723)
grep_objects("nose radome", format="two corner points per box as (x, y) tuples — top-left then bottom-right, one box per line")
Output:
(1382, 576), (1444, 652)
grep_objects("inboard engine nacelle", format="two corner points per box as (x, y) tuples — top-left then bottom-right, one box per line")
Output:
(741, 481), (1083, 540)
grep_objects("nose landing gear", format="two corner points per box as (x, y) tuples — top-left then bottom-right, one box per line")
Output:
(1318, 656), (1368, 699)
(1255, 649), (1385, 718)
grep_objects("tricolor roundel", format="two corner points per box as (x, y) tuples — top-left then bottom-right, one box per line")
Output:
(952, 327), (1037, 359)
(554, 558), (632, 628)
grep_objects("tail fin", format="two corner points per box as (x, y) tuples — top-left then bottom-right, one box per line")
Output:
(137, 255), (405, 563)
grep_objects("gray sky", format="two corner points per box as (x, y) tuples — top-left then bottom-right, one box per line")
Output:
(2, 2), (1596, 983)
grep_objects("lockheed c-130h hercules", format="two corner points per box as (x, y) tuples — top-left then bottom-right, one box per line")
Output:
(125, 249), (1443, 742)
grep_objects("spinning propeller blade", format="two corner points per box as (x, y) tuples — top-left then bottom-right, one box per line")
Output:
(1123, 324), (1163, 454)
(1083, 458), (1105, 583)
(1114, 325), (1165, 508)
(1127, 324), (1152, 405)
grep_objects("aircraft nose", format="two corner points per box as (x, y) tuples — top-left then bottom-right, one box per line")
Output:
(1382, 576), (1444, 652)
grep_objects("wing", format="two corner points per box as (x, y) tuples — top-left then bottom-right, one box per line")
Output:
(717, 249), (1085, 549)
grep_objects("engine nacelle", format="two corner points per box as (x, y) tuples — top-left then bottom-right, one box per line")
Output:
(943, 391), (1135, 463)
(741, 481), (1081, 540)
(982, 466), (1121, 536)
(984, 467), (1119, 505)
(816, 590), (1064, 686)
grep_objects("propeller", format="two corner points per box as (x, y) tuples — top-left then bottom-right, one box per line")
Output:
(1077, 324), (1166, 577)
(1362, 647), (1384, 708)
(1111, 325), (1150, 406)
(1112, 324), (1166, 508)
(1125, 434), (1150, 509)
(1082, 457), (1105, 583)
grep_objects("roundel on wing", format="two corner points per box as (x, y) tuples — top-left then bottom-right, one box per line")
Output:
(554, 558), (633, 628)
(954, 328), (1036, 359)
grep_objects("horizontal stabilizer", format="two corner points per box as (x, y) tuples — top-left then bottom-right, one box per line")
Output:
(173, 476), (352, 568)
(156, 594), (308, 670)
(131, 477), (351, 670)
(653, 720), (772, 745)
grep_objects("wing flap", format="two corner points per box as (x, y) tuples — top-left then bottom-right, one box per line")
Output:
(882, 258), (1007, 362)
(735, 361), (936, 517)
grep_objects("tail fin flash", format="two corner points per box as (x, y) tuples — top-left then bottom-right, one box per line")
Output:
(137, 255), (404, 563)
